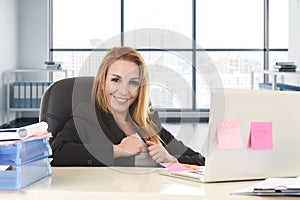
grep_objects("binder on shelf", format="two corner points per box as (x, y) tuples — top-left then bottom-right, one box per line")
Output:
(10, 81), (53, 109)
(42, 82), (52, 93)
(31, 82), (38, 108)
(25, 82), (31, 108)
(37, 82), (44, 108)
(19, 82), (25, 108)
(12, 82), (20, 108)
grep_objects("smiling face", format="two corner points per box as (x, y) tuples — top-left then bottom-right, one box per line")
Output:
(105, 59), (140, 115)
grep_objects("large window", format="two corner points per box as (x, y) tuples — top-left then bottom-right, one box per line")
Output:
(51, 0), (288, 114)
(53, 0), (120, 48)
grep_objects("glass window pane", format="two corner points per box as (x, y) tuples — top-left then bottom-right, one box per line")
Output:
(197, 0), (264, 48)
(124, 0), (192, 49)
(53, 51), (107, 77)
(53, 0), (120, 48)
(269, 51), (289, 67)
(140, 51), (193, 109)
(269, 0), (288, 49)
(196, 51), (264, 108)
(51, 0), (275, 112)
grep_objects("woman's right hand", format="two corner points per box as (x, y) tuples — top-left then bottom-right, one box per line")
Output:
(113, 135), (143, 158)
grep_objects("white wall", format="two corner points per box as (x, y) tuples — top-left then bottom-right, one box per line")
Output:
(17, 0), (48, 119)
(18, 0), (48, 69)
(289, 0), (300, 66)
(0, 0), (18, 125)
(0, 0), (48, 125)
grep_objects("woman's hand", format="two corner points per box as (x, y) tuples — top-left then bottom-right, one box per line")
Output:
(146, 141), (178, 163)
(113, 135), (143, 158)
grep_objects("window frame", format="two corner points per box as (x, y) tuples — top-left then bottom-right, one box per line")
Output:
(49, 0), (288, 121)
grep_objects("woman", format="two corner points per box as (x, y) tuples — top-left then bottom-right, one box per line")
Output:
(51, 46), (205, 167)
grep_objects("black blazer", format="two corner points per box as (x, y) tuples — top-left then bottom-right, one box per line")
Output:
(51, 103), (205, 166)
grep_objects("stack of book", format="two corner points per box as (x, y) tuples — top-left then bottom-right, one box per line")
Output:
(275, 62), (297, 72)
(0, 122), (52, 190)
(44, 61), (62, 70)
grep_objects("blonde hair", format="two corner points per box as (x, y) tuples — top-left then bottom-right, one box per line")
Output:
(92, 47), (161, 143)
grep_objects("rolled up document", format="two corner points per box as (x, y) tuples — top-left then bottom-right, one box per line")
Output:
(0, 122), (48, 140)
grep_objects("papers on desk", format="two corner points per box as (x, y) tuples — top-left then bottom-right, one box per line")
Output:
(160, 162), (203, 172)
(233, 177), (300, 196)
(160, 163), (191, 171)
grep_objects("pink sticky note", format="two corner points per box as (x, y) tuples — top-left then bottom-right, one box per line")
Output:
(217, 120), (243, 149)
(250, 122), (273, 150)
(160, 163), (190, 172)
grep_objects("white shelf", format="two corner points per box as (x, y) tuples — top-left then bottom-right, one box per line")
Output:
(251, 70), (300, 90)
(4, 69), (68, 125)
(9, 108), (40, 112)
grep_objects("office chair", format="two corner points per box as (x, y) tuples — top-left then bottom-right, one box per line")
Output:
(39, 76), (95, 144)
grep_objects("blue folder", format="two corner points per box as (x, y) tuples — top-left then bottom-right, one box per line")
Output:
(0, 157), (52, 190)
(0, 138), (52, 165)
(0, 138), (52, 190)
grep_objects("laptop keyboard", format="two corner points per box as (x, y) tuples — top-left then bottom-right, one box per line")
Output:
(190, 170), (204, 175)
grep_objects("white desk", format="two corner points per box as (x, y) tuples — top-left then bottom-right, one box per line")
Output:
(0, 167), (290, 200)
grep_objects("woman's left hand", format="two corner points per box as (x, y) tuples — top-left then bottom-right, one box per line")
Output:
(146, 141), (178, 163)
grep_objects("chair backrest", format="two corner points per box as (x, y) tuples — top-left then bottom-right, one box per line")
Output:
(39, 76), (95, 144)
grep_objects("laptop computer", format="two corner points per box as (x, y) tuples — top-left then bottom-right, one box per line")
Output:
(160, 88), (300, 182)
